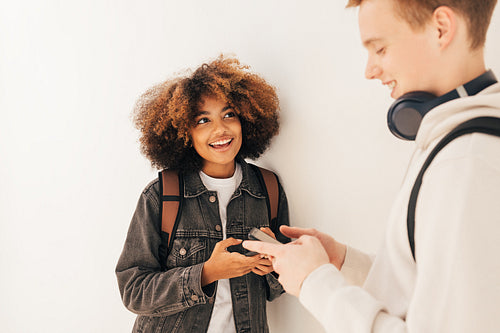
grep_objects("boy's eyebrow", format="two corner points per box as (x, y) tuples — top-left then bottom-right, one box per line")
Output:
(362, 37), (382, 48)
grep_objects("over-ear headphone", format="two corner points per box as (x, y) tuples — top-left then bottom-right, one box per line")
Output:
(387, 70), (498, 140)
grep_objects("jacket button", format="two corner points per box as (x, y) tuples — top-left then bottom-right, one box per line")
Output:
(191, 294), (199, 302)
(215, 225), (222, 232)
(209, 195), (216, 203)
(179, 248), (187, 256)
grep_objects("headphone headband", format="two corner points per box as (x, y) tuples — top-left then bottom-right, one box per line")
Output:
(387, 70), (498, 140)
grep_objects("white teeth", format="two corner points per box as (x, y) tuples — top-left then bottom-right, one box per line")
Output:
(210, 138), (232, 146)
(387, 81), (396, 90)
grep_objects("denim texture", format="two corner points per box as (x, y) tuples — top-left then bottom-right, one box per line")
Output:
(116, 160), (290, 332)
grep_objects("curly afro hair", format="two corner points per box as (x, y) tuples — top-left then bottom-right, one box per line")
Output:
(133, 55), (280, 172)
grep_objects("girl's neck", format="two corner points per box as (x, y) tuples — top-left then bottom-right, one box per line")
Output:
(201, 161), (236, 179)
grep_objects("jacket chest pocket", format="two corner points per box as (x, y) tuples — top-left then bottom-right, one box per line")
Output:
(166, 238), (207, 268)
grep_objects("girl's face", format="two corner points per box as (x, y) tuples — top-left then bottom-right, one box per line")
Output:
(190, 95), (243, 178)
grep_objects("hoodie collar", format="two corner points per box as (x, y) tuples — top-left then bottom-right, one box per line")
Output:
(415, 82), (500, 150)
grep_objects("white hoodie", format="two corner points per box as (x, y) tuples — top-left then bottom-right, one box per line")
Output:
(300, 83), (500, 332)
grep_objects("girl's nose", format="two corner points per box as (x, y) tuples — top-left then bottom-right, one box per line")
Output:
(213, 119), (228, 135)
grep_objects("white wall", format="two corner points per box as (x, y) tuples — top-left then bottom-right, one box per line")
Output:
(1, 1), (499, 332)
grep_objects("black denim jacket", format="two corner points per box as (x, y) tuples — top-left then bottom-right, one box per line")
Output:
(116, 160), (290, 332)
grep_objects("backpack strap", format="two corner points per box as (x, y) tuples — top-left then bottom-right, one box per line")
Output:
(259, 167), (279, 223)
(159, 169), (183, 256)
(407, 117), (500, 261)
(250, 164), (279, 227)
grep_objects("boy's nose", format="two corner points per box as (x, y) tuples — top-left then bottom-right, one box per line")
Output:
(365, 59), (382, 80)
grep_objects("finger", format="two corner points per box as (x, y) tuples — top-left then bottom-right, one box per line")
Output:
(247, 253), (271, 260)
(259, 227), (276, 239)
(229, 252), (264, 266)
(279, 225), (315, 239)
(217, 237), (243, 250)
(251, 267), (266, 276)
(227, 251), (262, 264)
(251, 264), (273, 275)
(257, 258), (273, 266)
(257, 262), (274, 272)
(256, 264), (274, 273)
(253, 257), (272, 265)
(242, 240), (282, 256)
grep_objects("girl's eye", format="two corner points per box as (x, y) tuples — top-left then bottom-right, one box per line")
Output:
(376, 47), (386, 55)
(224, 111), (236, 118)
(196, 117), (210, 125)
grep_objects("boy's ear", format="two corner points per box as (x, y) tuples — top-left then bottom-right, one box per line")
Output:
(432, 6), (457, 50)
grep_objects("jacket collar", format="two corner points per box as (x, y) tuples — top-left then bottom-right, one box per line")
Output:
(182, 157), (266, 198)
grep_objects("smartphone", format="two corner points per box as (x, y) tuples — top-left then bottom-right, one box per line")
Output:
(227, 228), (282, 256)
(227, 243), (260, 256)
(248, 227), (282, 245)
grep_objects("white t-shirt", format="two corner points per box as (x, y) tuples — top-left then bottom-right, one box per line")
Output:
(200, 164), (242, 333)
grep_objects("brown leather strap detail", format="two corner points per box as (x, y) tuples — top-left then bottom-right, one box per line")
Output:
(258, 167), (278, 221)
(161, 170), (180, 244)
(162, 170), (179, 196)
(162, 202), (179, 234)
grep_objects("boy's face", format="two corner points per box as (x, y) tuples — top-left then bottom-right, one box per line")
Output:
(359, 0), (440, 99)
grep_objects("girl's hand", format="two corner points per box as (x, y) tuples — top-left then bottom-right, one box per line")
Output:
(259, 227), (276, 239)
(201, 238), (260, 286)
(250, 256), (274, 275)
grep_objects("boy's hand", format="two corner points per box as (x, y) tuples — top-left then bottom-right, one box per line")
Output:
(280, 225), (346, 270)
(242, 235), (330, 296)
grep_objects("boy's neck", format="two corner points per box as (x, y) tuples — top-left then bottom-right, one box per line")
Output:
(435, 45), (486, 96)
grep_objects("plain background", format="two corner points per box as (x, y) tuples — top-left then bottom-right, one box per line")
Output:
(1, 1), (499, 332)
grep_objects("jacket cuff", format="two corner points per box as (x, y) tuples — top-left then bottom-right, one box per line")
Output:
(265, 270), (282, 288)
(182, 263), (216, 306)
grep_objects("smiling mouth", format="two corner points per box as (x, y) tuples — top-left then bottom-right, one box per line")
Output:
(384, 81), (396, 91)
(209, 138), (233, 149)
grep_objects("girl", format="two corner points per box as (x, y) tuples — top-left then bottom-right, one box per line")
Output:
(116, 55), (289, 333)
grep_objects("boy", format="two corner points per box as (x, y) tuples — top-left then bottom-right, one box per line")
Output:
(243, 0), (500, 331)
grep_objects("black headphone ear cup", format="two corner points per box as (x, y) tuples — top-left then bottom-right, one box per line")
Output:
(386, 70), (497, 141)
(387, 92), (436, 140)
